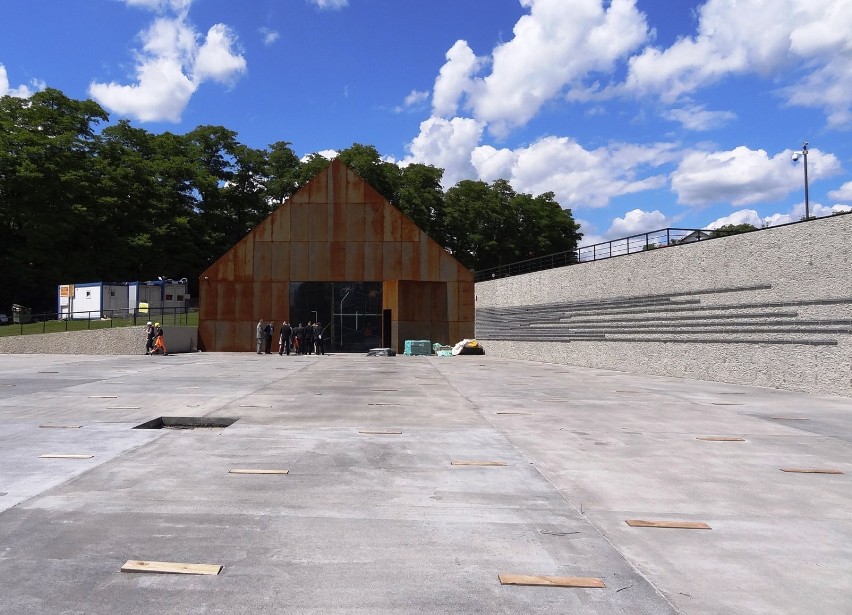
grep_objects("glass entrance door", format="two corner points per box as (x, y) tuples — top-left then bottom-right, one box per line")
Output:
(332, 282), (382, 352)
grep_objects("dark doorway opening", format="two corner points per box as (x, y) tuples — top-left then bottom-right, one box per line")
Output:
(382, 309), (392, 348)
(290, 282), (382, 353)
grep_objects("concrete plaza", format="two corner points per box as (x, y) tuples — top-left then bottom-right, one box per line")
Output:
(0, 352), (849, 614)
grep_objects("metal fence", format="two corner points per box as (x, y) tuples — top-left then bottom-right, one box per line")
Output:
(473, 228), (707, 282)
(0, 307), (198, 337)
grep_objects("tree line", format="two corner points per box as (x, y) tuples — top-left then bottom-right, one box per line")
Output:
(0, 89), (582, 313)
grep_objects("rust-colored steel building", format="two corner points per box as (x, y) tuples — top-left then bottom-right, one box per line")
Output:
(198, 159), (475, 352)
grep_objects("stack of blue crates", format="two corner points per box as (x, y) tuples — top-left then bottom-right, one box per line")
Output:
(403, 339), (432, 356)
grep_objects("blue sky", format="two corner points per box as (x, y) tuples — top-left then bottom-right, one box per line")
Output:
(2, 0), (852, 246)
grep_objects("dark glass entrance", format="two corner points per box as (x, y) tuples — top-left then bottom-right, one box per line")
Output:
(289, 282), (382, 353)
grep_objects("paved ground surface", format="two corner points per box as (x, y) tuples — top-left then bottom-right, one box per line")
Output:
(0, 352), (849, 614)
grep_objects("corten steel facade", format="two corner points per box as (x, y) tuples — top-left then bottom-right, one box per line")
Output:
(198, 159), (475, 352)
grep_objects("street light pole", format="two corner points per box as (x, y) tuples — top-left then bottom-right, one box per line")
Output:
(793, 141), (810, 220)
(803, 142), (810, 220)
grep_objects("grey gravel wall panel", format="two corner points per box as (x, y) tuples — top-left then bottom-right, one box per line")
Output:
(475, 214), (852, 397)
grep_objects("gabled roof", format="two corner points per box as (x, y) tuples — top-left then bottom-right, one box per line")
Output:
(200, 158), (472, 283)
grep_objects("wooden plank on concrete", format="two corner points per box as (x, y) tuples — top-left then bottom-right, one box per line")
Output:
(780, 468), (844, 474)
(696, 436), (745, 442)
(39, 454), (94, 459)
(121, 560), (222, 575)
(626, 520), (711, 529)
(498, 574), (605, 588)
(359, 430), (403, 435)
(228, 469), (289, 475)
(451, 461), (507, 467)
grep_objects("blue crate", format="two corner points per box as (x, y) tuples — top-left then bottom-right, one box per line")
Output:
(404, 339), (432, 356)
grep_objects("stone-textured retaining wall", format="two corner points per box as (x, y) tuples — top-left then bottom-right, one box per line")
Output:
(475, 214), (852, 397)
(0, 326), (197, 355)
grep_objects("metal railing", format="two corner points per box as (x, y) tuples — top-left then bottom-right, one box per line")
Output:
(0, 307), (198, 337)
(474, 227), (708, 282)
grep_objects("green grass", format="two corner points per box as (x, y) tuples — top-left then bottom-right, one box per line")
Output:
(0, 310), (199, 337)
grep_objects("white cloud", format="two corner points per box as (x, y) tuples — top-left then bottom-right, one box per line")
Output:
(664, 104), (736, 131)
(89, 7), (245, 122)
(773, 201), (852, 223)
(574, 209), (674, 259)
(308, 0), (349, 9)
(194, 24), (247, 84)
(405, 0), (852, 229)
(405, 115), (678, 209)
(259, 27), (280, 46)
(707, 201), (852, 231)
(477, 0), (649, 135)
(0, 64), (44, 97)
(431, 0), (649, 136)
(785, 54), (852, 128)
(90, 57), (196, 122)
(470, 137), (676, 208)
(624, 0), (852, 127)
(608, 208), (670, 235)
(123, 0), (192, 13)
(393, 89), (429, 113)
(828, 181), (852, 202)
(403, 116), (485, 186)
(706, 209), (765, 229)
(432, 40), (483, 118)
(468, 145), (516, 182)
(671, 145), (842, 207)
(762, 212), (795, 226)
(300, 150), (338, 163)
(405, 90), (429, 107)
(810, 203), (852, 216)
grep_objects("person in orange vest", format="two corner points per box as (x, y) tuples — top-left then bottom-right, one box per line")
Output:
(151, 322), (168, 355)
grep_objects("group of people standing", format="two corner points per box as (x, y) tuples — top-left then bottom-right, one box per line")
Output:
(144, 321), (167, 355)
(256, 319), (325, 356)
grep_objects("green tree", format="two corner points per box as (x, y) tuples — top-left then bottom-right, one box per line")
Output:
(522, 190), (582, 257)
(0, 89), (108, 311)
(710, 223), (757, 238)
(337, 143), (400, 203)
(443, 180), (500, 270)
(442, 179), (582, 271)
(0, 87), (587, 311)
(265, 141), (301, 205)
(97, 123), (209, 284)
(297, 153), (332, 187)
(186, 125), (271, 258)
(396, 163), (445, 240)
(93, 120), (160, 281)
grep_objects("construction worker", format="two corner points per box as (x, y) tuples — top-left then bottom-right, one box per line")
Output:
(145, 321), (155, 354)
(151, 322), (168, 355)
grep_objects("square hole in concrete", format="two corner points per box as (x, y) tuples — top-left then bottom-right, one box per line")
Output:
(133, 417), (240, 430)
